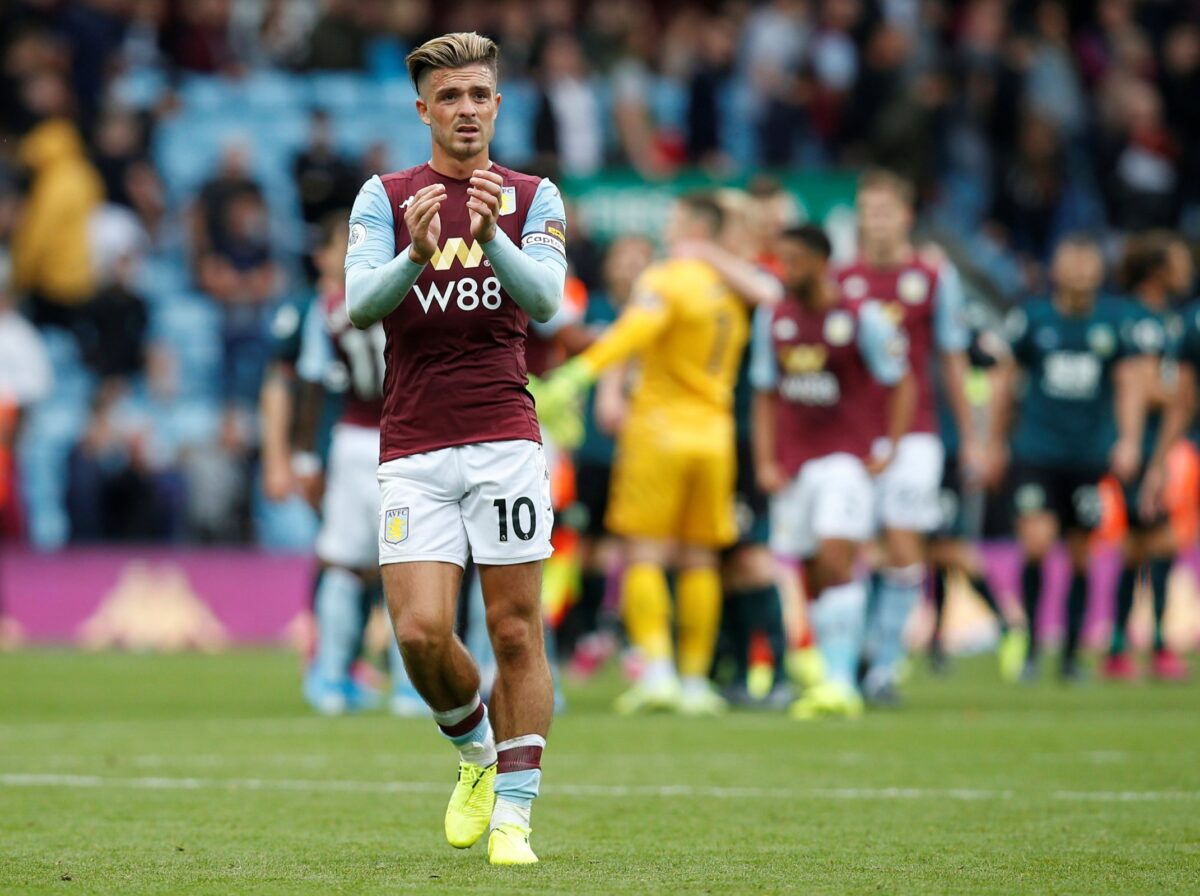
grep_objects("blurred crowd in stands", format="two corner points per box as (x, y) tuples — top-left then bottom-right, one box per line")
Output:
(0, 0), (1198, 548)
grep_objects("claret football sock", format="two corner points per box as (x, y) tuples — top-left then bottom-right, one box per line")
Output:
(623, 563), (674, 663)
(1110, 565), (1137, 656)
(492, 734), (545, 829)
(1149, 557), (1171, 652)
(677, 567), (722, 679)
(313, 566), (365, 685)
(434, 694), (497, 767)
(810, 580), (867, 688)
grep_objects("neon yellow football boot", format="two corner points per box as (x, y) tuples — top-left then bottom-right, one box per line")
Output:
(487, 822), (538, 865)
(789, 681), (864, 720)
(444, 761), (496, 848)
(787, 646), (826, 690)
(613, 676), (682, 715)
(999, 628), (1029, 684)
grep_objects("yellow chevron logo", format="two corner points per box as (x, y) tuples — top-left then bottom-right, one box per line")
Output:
(429, 238), (486, 271)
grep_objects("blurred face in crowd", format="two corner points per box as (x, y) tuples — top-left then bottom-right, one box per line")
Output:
(1165, 240), (1194, 297)
(603, 236), (655, 304)
(857, 184), (913, 261)
(316, 219), (349, 290)
(416, 64), (500, 162)
(777, 235), (827, 298)
(1051, 241), (1104, 308)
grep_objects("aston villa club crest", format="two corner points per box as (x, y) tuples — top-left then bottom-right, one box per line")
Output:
(824, 310), (854, 346)
(898, 270), (929, 305)
(499, 186), (517, 216)
(1087, 324), (1115, 357)
(384, 507), (410, 544)
(773, 317), (799, 341)
(842, 275), (868, 300)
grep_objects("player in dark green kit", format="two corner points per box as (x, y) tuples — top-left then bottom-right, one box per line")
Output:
(986, 236), (1155, 682)
(1104, 233), (1193, 682)
(926, 327), (1023, 679)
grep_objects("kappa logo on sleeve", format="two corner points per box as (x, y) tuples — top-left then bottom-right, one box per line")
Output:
(384, 507), (410, 544)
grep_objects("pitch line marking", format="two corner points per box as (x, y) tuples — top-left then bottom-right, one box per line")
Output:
(2, 773), (1199, 802)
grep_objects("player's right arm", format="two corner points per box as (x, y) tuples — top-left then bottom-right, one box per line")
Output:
(344, 177), (445, 329)
(749, 306), (786, 493)
(533, 267), (672, 426)
(290, 300), (334, 506)
(858, 300), (914, 473)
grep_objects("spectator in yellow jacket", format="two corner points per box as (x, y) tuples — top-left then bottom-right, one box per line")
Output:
(13, 118), (104, 327)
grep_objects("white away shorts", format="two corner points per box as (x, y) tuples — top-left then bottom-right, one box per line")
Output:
(875, 432), (945, 533)
(770, 452), (875, 559)
(377, 439), (554, 568)
(315, 423), (381, 570)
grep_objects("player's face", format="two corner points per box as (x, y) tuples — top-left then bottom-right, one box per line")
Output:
(1051, 244), (1103, 300)
(777, 238), (823, 293)
(857, 187), (912, 254)
(416, 65), (501, 161)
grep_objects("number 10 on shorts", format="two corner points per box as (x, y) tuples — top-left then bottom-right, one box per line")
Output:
(493, 497), (538, 543)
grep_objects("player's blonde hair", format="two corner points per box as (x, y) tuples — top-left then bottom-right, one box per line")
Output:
(406, 32), (500, 92)
(857, 167), (916, 208)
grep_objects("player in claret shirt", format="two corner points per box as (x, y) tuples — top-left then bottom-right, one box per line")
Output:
(751, 225), (913, 718)
(835, 169), (974, 705)
(344, 33), (567, 866)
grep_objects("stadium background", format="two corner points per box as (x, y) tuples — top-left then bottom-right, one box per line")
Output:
(2, 0), (1199, 651)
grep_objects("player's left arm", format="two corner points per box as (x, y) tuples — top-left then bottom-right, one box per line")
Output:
(932, 260), (979, 475)
(469, 171), (566, 323)
(860, 300), (915, 472)
(1112, 309), (1163, 481)
(676, 241), (783, 307)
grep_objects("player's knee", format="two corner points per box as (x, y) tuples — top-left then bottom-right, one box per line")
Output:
(488, 610), (541, 663)
(393, 615), (449, 661)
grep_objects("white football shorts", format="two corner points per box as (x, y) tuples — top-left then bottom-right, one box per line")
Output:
(377, 439), (554, 567)
(875, 432), (945, 534)
(315, 423), (381, 570)
(770, 452), (875, 560)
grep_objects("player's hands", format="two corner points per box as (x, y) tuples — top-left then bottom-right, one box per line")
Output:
(756, 460), (788, 494)
(528, 374), (585, 450)
(468, 168), (503, 243)
(405, 183), (445, 264)
(1110, 436), (1140, 483)
(595, 381), (627, 436)
(533, 359), (592, 433)
(1138, 460), (1166, 522)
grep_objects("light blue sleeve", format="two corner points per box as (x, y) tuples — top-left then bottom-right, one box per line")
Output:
(344, 175), (427, 329)
(520, 178), (569, 270)
(480, 177), (566, 323)
(933, 261), (971, 353)
(749, 306), (778, 391)
(858, 300), (909, 386)
(295, 299), (332, 385)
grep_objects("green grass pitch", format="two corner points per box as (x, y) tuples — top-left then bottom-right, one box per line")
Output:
(1, 649), (1197, 894)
